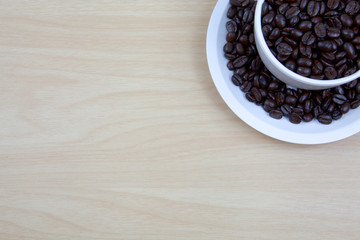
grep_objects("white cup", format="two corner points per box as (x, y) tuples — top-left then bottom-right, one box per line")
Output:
(254, 0), (360, 90)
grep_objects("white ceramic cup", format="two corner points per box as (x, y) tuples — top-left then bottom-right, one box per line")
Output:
(254, 0), (360, 90)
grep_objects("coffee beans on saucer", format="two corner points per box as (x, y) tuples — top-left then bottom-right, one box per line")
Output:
(262, 0), (360, 79)
(224, 0), (360, 124)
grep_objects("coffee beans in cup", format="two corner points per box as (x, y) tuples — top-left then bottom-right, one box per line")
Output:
(262, 0), (360, 80)
(225, 0), (360, 124)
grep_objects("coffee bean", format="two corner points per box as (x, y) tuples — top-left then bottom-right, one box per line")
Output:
(226, 32), (237, 42)
(307, 1), (320, 17)
(321, 52), (336, 62)
(263, 12), (275, 25)
(317, 40), (333, 51)
(286, 6), (300, 19)
(278, 3), (290, 15)
(299, 42), (312, 57)
(230, 0), (244, 7)
(302, 31), (316, 45)
(289, 16), (300, 27)
(233, 56), (249, 68)
(324, 67), (337, 79)
(251, 87), (262, 102)
(297, 66), (312, 76)
(227, 6), (237, 18)
(341, 102), (351, 113)
(275, 14), (287, 28)
(298, 20), (313, 31)
(263, 99), (277, 112)
(314, 23), (327, 38)
(327, 0), (340, 10)
(281, 104), (292, 115)
(285, 95), (298, 106)
(332, 94), (348, 105)
(355, 14), (360, 26)
(312, 60), (324, 74)
(275, 92), (285, 105)
(226, 21), (238, 33)
(269, 109), (283, 119)
(332, 108), (343, 120)
(284, 37), (298, 47)
(289, 112), (302, 124)
(327, 27), (341, 38)
(304, 99), (313, 113)
(277, 42), (293, 55)
(342, 29), (355, 40)
(318, 114), (333, 124)
(311, 16), (323, 24)
(297, 57), (313, 67)
(344, 42), (357, 59)
(345, 1), (360, 15)
(290, 29), (304, 39)
(303, 113), (314, 122)
(351, 99), (360, 109)
(340, 14), (354, 27)
(300, 0), (309, 10)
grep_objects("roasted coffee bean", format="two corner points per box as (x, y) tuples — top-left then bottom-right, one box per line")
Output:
(227, 61), (235, 70)
(344, 42), (357, 59)
(297, 66), (312, 76)
(300, 0), (309, 10)
(324, 67), (337, 79)
(238, 35), (249, 46)
(335, 51), (347, 61)
(303, 113), (314, 122)
(290, 29), (304, 39)
(299, 43), (312, 57)
(275, 92), (285, 106)
(340, 14), (354, 27)
(286, 6), (300, 19)
(317, 41), (333, 52)
(226, 21), (238, 33)
(278, 3), (290, 15)
(322, 97), (332, 111)
(263, 12), (275, 25)
(275, 14), (287, 28)
(321, 52), (336, 62)
(341, 102), (351, 113)
(304, 99), (313, 113)
(302, 31), (316, 45)
(352, 36), (360, 44)
(269, 109), (283, 119)
(227, 6), (237, 18)
(345, 66), (357, 76)
(347, 89), (356, 100)
(321, 58), (334, 68)
(298, 20), (313, 31)
(327, 0), (340, 10)
(233, 56), (249, 68)
(232, 75), (243, 86)
(342, 29), (355, 40)
(262, 25), (273, 37)
(269, 28), (281, 40)
(284, 37), (298, 47)
(318, 114), (332, 124)
(307, 1), (320, 17)
(285, 95), (298, 106)
(281, 104), (292, 115)
(299, 92), (310, 103)
(277, 42), (293, 55)
(246, 92), (256, 102)
(327, 27), (341, 38)
(332, 94), (347, 105)
(311, 16), (323, 24)
(351, 99), (360, 109)
(284, 59), (296, 71)
(333, 37), (343, 47)
(240, 81), (252, 92)
(355, 14), (360, 26)
(224, 43), (234, 53)
(263, 99), (277, 112)
(226, 32), (237, 42)
(230, 0), (244, 7)
(356, 82), (360, 93)
(289, 16), (300, 27)
(312, 60), (324, 74)
(251, 87), (262, 102)
(335, 58), (347, 68)
(345, 1), (360, 15)
(314, 23), (327, 38)
(289, 112), (302, 124)
(332, 108), (343, 120)
(297, 57), (312, 67)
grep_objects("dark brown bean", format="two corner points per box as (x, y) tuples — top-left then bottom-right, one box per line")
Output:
(340, 14), (353, 27)
(344, 42), (357, 59)
(324, 67), (337, 79)
(290, 29), (304, 39)
(263, 99), (277, 112)
(297, 57), (312, 67)
(314, 23), (327, 38)
(345, 1), (360, 15)
(342, 29), (355, 40)
(318, 114), (332, 124)
(327, 0), (340, 10)
(289, 112), (302, 124)
(327, 27), (341, 38)
(275, 14), (287, 28)
(277, 42), (293, 55)
(226, 21), (238, 33)
(307, 1), (320, 17)
(332, 94), (347, 105)
(269, 110), (283, 119)
(227, 6), (237, 18)
(302, 31), (316, 45)
(341, 102), (351, 113)
(298, 21), (313, 31)
(286, 6), (300, 19)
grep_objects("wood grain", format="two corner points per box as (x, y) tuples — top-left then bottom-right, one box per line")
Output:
(0, 0), (359, 239)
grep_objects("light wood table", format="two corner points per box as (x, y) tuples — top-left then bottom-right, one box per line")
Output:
(0, 1), (359, 239)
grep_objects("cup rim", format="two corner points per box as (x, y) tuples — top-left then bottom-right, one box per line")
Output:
(254, 0), (360, 87)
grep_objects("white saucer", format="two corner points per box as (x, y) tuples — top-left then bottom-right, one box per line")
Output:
(206, 0), (360, 144)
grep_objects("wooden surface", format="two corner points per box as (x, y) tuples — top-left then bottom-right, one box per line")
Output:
(0, 1), (360, 239)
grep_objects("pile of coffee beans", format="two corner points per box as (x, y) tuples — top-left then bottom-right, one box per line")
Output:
(262, 0), (360, 79)
(224, 0), (360, 124)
